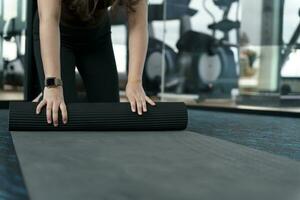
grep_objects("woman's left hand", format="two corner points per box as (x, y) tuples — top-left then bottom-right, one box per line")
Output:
(126, 81), (156, 115)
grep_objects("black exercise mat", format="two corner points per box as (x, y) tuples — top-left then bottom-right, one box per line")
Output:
(11, 131), (300, 200)
(9, 102), (188, 131)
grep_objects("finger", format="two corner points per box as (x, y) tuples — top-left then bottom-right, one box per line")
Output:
(60, 103), (68, 124)
(52, 102), (59, 127)
(141, 97), (147, 112)
(46, 102), (53, 124)
(36, 99), (46, 114)
(135, 97), (143, 115)
(145, 96), (156, 106)
(32, 93), (43, 103)
(129, 99), (136, 112)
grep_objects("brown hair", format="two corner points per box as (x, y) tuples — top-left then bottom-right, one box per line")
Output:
(64, 0), (140, 21)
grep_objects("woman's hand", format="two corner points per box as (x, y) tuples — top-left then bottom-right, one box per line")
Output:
(126, 81), (156, 115)
(35, 87), (68, 127)
(32, 92), (43, 103)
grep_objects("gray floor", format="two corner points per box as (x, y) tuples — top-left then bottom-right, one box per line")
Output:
(11, 131), (300, 200)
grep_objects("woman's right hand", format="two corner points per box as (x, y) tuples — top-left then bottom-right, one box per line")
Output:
(36, 86), (68, 127)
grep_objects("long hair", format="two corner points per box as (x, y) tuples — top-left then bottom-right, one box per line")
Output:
(64, 0), (140, 21)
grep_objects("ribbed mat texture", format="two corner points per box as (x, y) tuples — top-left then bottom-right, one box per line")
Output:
(9, 102), (188, 131)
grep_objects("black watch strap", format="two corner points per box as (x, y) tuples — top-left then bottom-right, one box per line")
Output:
(45, 77), (63, 88)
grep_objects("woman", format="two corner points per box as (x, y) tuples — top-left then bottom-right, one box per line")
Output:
(33, 0), (156, 127)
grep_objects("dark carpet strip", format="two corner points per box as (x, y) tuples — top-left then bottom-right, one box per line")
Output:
(0, 110), (29, 200)
(187, 109), (300, 161)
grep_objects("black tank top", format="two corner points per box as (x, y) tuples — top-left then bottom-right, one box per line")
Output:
(61, 0), (115, 28)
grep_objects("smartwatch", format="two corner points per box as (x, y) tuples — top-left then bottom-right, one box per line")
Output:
(45, 77), (63, 88)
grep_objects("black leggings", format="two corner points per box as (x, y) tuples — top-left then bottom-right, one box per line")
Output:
(33, 12), (120, 103)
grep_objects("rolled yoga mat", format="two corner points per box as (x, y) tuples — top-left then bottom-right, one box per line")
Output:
(9, 102), (188, 131)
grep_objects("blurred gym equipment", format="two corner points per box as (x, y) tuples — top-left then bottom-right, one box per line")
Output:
(213, 0), (237, 8)
(280, 9), (300, 67)
(237, 0), (300, 107)
(0, 0), (4, 90)
(175, 0), (240, 98)
(2, 18), (25, 87)
(280, 8), (300, 102)
(1, 0), (26, 88)
(142, 0), (197, 95)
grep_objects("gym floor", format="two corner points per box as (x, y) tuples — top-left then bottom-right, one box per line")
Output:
(1, 108), (300, 199)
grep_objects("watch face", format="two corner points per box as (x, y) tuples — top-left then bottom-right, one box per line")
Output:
(46, 78), (56, 86)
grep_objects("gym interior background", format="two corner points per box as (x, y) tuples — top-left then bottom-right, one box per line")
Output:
(0, 0), (300, 199)
(0, 0), (299, 111)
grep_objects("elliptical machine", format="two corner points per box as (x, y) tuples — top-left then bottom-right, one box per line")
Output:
(175, 0), (240, 98)
(142, 0), (197, 95)
(0, 1), (4, 90)
(2, 17), (25, 88)
(280, 8), (300, 97)
(1, 0), (26, 89)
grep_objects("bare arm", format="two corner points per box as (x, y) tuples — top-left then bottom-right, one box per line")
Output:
(127, 0), (148, 83)
(37, 0), (61, 78)
(35, 0), (67, 127)
(125, 0), (156, 115)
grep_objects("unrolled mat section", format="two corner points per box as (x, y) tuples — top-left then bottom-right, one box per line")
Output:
(11, 131), (300, 200)
(9, 102), (188, 131)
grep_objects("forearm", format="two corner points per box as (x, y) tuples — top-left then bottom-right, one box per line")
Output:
(127, 0), (148, 83)
(39, 20), (61, 79)
(127, 24), (148, 82)
(123, 1), (156, 113)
